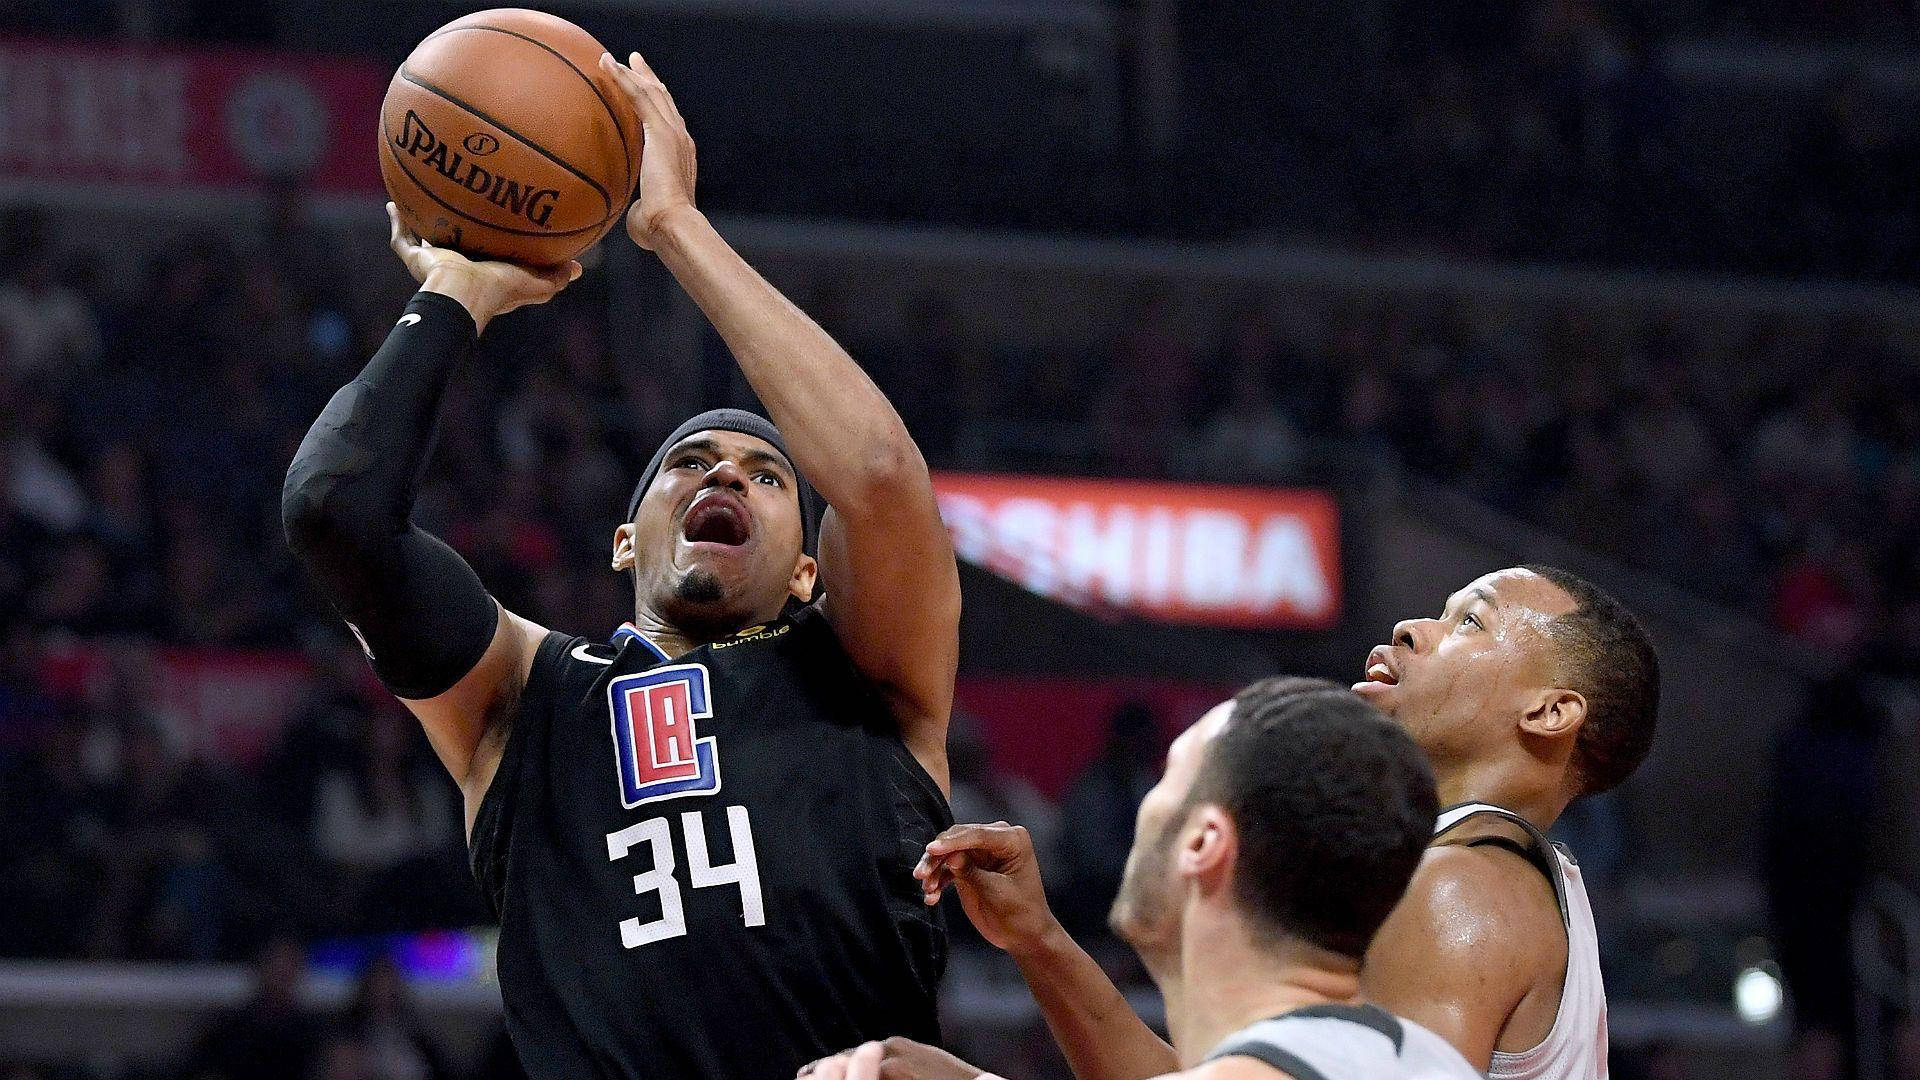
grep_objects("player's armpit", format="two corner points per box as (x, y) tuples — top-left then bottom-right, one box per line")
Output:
(401, 604), (547, 828)
(818, 501), (960, 790)
(1359, 844), (1559, 1069)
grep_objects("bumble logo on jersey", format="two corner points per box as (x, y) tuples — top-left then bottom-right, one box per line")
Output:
(712, 622), (792, 649)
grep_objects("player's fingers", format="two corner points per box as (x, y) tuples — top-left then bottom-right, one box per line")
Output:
(926, 823), (1022, 860)
(626, 52), (686, 130)
(386, 202), (410, 254)
(600, 53), (664, 122)
(847, 1042), (884, 1080)
(532, 261), (581, 292)
(627, 50), (666, 90)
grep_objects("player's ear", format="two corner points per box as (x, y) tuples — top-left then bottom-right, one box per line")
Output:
(789, 552), (818, 604)
(611, 523), (637, 572)
(1180, 805), (1235, 893)
(1520, 687), (1586, 742)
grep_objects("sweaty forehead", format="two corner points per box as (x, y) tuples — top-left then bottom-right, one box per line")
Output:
(667, 430), (792, 471)
(1459, 568), (1576, 620)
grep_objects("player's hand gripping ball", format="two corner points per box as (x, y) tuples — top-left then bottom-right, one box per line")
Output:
(380, 8), (644, 266)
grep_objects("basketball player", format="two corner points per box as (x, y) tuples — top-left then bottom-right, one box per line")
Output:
(282, 52), (960, 1078)
(807, 678), (1481, 1080)
(886, 566), (1656, 1080)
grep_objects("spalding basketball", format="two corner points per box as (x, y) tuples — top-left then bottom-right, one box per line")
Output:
(380, 9), (643, 266)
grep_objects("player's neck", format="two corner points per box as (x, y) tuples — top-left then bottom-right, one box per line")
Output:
(1434, 759), (1569, 832)
(1166, 922), (1361, 1067)
(627, 611), (703, 660)
(627, 602), (786, 659)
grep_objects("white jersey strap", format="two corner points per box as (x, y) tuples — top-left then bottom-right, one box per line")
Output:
(1434, 802), (1570, 927)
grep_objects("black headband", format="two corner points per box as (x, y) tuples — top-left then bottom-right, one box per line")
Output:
(626, 408), (823, 558)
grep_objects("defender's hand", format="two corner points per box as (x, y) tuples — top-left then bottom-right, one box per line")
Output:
(387, 202), (579, 334)
(798, 1039), (984, 1080)
(914, 822), (1063, 958)
(598, 51), (698, 251)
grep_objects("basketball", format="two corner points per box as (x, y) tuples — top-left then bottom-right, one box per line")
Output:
(379, 8), (643, 267)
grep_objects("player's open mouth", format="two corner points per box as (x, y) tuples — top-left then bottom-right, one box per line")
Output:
(683, 493), (751, 547)
(1357, 646), (1399, 688)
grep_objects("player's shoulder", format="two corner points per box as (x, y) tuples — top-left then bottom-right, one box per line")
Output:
(523, 630), (621, 696)
(1390, 841), (1564, 957)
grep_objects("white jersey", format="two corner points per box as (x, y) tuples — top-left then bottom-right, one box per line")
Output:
(1434, 804), (1609, 1080)
(1204, 1003), (1482, 1080)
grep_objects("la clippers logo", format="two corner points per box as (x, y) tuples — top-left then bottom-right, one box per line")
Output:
(608, 664), (721, 809)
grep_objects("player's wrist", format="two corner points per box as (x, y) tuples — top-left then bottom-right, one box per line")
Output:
(419, 266), (504, 335)
(644, 203), (711, 256)
(1004, 916), (1072, 962)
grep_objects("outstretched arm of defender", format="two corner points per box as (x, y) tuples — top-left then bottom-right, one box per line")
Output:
(599, 52), (961, 786)
(282, 205), (575, 816)
(918, 824), (1179, 1080)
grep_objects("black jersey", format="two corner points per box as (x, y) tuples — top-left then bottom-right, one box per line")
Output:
(470, 603), (951, 1079)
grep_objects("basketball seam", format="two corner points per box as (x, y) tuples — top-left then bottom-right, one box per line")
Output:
(381, 116), (614, 240)
(435, 23), (637, 197)
(397, 67), (613, 216)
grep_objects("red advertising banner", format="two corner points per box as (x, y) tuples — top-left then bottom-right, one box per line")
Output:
(0, 36), (387, 194)
(955, 676), (1233, 799)
(39, 643), (323, 767)
(933, 472), (1341, 629)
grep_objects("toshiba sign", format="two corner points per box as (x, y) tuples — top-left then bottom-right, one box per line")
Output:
(933, 473), (1341, 629)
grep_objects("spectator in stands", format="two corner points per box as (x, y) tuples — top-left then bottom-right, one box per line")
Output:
(181, 934), (322, 1080)
(310, 708), (459, 932)
(336, 955), (453, 1080)
(81, 443), (165, 630)
(1771, 67), (1916, 277)
(3, 377), (87, 536)
(1766, 673), (1884, 1080)
(1093, 289), (1195, 475)
(0, 212), (101, 381)
(1051, 700), (1162, 938)
(311, 1036), (373, 1080)
(944, 715), (1058, 876)
(1193, 348), (1299, 482)
(0, 717), (106, 959)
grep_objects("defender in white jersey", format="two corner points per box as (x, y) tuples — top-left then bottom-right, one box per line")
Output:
(807, 678), (1480, 1080)
(832, 567), (1657, 1080)
(1355, 567), (1655, 1078)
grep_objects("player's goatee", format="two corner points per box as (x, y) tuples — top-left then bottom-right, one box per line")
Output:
(676, 569), (725, 605)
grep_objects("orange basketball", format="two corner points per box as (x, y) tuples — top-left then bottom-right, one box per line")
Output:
(379, 9), (643, 267)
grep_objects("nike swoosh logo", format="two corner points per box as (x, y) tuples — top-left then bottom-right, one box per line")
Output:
(396, 313), (421, 327)
(571, 643), (613, 665)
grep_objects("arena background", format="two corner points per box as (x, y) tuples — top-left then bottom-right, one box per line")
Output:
(0, 1), (1917, 1078)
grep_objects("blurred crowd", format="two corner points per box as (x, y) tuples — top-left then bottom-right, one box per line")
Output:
(10, 2), (1920, 280)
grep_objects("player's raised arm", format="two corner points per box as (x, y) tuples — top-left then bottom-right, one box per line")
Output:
(600, 51), (961, 783)
(282, 205), (577, 811)
(916, 823), (1180, 1080)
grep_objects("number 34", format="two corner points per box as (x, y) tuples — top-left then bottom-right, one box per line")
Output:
(606, 805), (765, 948)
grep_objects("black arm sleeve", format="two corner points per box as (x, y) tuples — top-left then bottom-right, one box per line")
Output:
(282, 290), (500, 700)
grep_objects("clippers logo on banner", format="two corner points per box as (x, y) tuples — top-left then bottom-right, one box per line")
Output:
(933, 473), (1341, 629)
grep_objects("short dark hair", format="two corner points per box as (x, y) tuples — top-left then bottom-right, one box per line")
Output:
(1519, 565), (1660, 796)
(1188, 677), (1438, 961)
